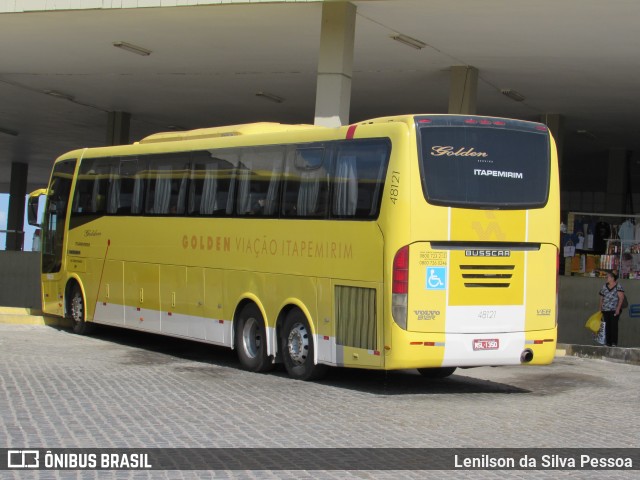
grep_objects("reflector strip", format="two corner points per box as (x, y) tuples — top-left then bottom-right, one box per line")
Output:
(410, 342), (445, 347)
(346, 124), (357, 139)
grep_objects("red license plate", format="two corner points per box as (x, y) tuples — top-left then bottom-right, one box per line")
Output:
(473, 339), (499, 351)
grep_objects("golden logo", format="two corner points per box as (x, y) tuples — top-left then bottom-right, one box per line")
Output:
(431, 146), (488, 158)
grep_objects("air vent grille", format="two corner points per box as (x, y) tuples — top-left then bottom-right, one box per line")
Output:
(335, 286), (376, 350)
(459, 265), (514, 288)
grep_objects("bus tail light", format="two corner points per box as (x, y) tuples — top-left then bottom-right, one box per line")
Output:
(392, 246), (409, 330)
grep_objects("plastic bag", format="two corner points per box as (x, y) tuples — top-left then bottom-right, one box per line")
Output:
(594, 320), (606, 345)
(585, 311), (602, 333)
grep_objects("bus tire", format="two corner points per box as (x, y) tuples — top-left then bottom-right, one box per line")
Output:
(417, 367), (456, 379)
(281, 309), (327, 381)
(68, 285), (93, 335)
(235, 304), (273, 373)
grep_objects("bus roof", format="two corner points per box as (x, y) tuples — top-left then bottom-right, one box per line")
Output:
(138, 122), (322, 144)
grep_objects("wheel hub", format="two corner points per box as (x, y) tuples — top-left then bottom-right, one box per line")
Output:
(287, 323), (309, 365)
(242, 317), (261, 359)
(71, 295), (83, 323)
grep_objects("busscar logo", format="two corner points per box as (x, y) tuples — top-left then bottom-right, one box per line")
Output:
(465, 250), (511, 257)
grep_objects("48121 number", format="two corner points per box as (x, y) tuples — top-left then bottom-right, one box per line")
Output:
(389, 171), (400, 204)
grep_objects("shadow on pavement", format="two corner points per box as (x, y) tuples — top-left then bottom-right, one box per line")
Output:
(51, 323), (531, 396)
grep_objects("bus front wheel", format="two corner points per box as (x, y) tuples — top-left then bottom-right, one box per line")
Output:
(417, 367), (457, 379)
(281, 310), (327, 381)
(235, 304), (273, 373)
(68, 286), (93, 335)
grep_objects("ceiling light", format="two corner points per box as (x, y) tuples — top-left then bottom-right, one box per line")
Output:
(390, 34), (426, 50)
(0, 126), (18, 136)
(577, 129), (597, 140)
(113, 41), (152, 56)
(45, 90), (74, 101)
(501, 89), (526, 102)
(256, 91), (284, 103)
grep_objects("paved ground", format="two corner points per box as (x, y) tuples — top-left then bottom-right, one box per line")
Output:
(0, 322), (638, 479)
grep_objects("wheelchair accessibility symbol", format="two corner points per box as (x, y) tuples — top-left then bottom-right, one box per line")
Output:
(426, 267), (446, 290)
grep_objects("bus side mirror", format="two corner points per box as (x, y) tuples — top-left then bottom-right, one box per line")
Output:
(28, 188), (47, 227)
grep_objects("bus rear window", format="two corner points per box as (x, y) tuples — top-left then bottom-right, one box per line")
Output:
(417, 117), (550, 209)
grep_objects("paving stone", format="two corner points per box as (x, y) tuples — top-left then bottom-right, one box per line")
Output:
(0, 324), (638, 479)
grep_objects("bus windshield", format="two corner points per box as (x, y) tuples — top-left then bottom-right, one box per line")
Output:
(417, 116), (550, 209)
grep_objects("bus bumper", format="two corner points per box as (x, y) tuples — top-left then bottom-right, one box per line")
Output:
(384, 326), (557, 369)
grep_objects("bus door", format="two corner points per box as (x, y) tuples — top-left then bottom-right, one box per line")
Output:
(40, 160), (77, 315)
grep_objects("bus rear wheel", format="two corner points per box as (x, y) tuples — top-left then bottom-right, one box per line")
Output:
(235, 304), (273, 373)
(68, 286), (93, 335)
(417, 367), (456, 379)
(281, 310), (327, 381)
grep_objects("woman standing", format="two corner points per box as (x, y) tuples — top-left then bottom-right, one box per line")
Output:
(599, 272), (625, 347)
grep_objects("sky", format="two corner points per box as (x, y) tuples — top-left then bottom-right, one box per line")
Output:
(0, 193), (37, 251)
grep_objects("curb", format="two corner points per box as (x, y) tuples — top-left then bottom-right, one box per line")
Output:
(557, 343), (640, 366)
(0, 307), (71, 328)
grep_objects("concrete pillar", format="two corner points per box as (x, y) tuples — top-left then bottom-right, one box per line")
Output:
(448, 66), (478, 114)
(6, 162), (28, 251)
(606, 148), (626, 213)
(541, 114), (565, 169)
(314, 2), (356, 127)
(106, 111), (131, 146)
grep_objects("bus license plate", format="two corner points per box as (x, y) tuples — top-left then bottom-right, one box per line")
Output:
(473, 339), (499, 350)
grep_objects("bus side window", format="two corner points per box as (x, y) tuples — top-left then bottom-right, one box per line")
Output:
(71, 167), (95, 215)
(189, 151), (236, 216)
(72, 157), (119, 216)
(331, 140), (391, 219)
(332, 154), (358, 217)
(115, 157), (146, 215)
(93, 161), (118, 214)
(236, 147), (284, 216)
(263, 157), (283, 216)
(143, 153), (190, 215)
(283, 146), (329, 218)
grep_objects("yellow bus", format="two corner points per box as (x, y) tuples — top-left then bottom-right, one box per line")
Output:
(29, 114), (559, 380)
